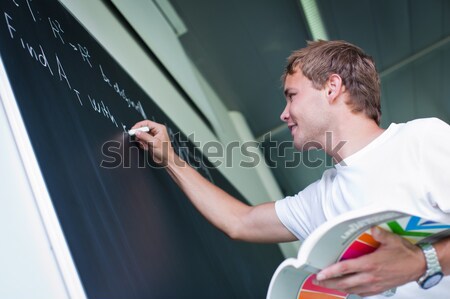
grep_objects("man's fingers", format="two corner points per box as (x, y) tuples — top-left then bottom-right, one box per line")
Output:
(135, 130), (154, 142)
(317, 259), (361, 281)
(132, 120), (168, 138)
(371, 226), (392, 243)
(131, 120), (157, 131)
(317, 229), (403, 281)
(372, 227), (405, 247)
(314, 271), (383, 296)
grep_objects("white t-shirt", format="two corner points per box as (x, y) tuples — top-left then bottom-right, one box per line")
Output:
(275, 118), (450, 298)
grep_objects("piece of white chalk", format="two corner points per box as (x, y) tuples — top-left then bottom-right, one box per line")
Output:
(128, 126), (150, 136)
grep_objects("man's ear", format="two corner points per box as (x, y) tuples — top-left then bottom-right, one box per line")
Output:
(325, 74), (344, 103)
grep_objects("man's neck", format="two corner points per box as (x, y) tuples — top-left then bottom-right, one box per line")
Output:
(324, 117), (385, 163)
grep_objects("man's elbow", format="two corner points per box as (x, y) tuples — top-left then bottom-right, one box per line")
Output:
(226, 222), (247, 241)
(224, 205), (259, 242)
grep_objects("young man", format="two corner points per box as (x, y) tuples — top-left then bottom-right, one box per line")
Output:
(132, 40), (450, 298)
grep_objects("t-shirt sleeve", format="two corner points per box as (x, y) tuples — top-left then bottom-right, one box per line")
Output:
(275, 179), (328, 241)
(419, 118), (450, 212)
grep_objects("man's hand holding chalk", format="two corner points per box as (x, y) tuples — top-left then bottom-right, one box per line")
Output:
(131, 120), (181, 166)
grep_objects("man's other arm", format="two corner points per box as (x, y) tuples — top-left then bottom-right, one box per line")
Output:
(314, 227), (450, 297)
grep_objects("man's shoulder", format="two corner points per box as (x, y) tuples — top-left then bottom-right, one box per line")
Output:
(392, 118), (450, 140)
(403, 117), (449, 131)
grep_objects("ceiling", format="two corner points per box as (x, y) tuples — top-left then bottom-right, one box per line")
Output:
(165, 0), (450, 196)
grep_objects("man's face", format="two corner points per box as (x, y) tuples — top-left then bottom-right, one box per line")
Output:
(281, 70), (330, 150)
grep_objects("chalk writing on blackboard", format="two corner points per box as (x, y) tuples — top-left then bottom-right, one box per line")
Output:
(2, 4), (145, 128)
(99, 64), (147, 119)
(88, 95), (118, 127)
(48, 17), (64, 43)
(3, 0), (216, 183)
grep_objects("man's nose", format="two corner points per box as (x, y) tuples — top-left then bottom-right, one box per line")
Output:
(280, 105), (289, 122)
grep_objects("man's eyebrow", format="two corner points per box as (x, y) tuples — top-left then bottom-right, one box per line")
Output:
(284, 88), (295, 97)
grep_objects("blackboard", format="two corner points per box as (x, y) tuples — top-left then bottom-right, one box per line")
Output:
(0, 1), (284, 298)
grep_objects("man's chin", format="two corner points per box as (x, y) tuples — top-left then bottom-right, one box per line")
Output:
(294, 139), (322, 151)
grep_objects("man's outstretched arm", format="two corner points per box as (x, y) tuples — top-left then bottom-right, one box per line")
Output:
(131, 120), (297, 243)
